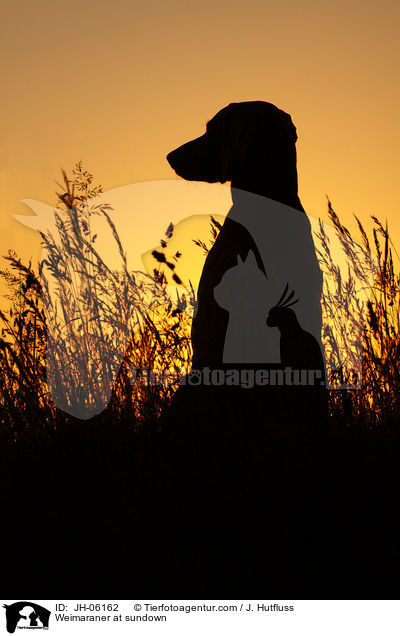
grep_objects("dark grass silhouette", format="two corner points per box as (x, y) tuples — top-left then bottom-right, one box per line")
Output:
(1, 164), (400, 598)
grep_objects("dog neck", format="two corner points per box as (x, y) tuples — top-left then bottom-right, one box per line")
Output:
(230, 145), (304, 212)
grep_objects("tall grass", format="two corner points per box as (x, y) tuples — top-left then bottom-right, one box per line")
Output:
(0, 164), (193, 438)
(0, 163), (398, 440)
(317, 201), (400, 428)
(0, 252), (49, 438)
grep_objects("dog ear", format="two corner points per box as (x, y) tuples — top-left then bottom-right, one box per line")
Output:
(218, 104), (259, 180)
(277, 111), (297, 143)
(217, 103), (297, 181)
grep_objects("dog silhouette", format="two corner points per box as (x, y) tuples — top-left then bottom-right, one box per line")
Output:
(167, 101), (324, 370)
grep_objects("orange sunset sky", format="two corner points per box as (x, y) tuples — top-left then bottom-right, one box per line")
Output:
(1, 0), (400, 270)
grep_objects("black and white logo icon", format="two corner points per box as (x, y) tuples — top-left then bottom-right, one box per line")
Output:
(3, 602), (50, 633)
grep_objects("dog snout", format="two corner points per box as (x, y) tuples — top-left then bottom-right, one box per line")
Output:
(167, 136), (208, 180)
(167, 135), (222, 183)
(166, 149), (178, 170)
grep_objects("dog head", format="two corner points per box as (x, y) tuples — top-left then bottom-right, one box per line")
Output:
(166, 101), (298, 187)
